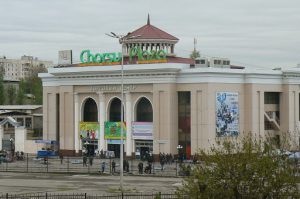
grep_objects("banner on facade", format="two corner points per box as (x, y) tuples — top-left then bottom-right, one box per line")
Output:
(104, 122), (126, 140)
(216, 92), (239, 136)
(132, 122), (153, 140)
(107, 139), (125, 144)
(79, 122), (100, 139)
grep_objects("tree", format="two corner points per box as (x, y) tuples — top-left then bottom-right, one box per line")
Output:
(24, 63), (47, 105)
(32, 77), (43, 105)
(0, 67), (5, 105)
(190, 49), (200, 60)
(176, 136), (299, 198)
(6, 84), (16, 105)
(16, 79), (26, 105)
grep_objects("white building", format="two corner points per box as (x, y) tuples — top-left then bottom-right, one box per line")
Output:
(0, 55), (53, 81)
(39, 17), (300, 160)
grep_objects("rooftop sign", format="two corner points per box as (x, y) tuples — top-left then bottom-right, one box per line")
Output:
(80, 50), (121, 65)
(129, 47), (167, 63)
(80, 47), (167, 65)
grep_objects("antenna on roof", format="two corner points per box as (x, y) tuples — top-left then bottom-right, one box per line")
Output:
(147, 14), (150, 25)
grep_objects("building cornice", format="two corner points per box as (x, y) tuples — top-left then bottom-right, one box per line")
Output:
(40, 63), (300, 87)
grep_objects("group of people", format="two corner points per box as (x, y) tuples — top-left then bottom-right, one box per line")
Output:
(15, 151), (25, 161)
(82, 156), (94, 167)
(138, 161), (152, 174)
(123, 159), (130, 172)
(0, 150), (25, 163)
(159, 153), (174, 170)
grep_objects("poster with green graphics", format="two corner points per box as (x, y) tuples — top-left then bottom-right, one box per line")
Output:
(104, 122), (126, 140)
(79, 122), (100, 139)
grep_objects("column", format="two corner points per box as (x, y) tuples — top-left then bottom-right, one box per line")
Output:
(258, 91), (265, 138)
(74, 92), (80, 153)
(294, 91), (300, 148)
(0, 125), (3, 150)
(15, 126), (26, 152)
(98, 92), (106, 151)
(125, 92), (132, 157)
(191, 90), (198, 154)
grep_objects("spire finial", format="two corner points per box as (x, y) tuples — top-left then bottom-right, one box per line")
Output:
(147, 14), (150, 25)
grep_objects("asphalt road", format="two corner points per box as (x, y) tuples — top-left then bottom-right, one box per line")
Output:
(0, 172), (183, 195)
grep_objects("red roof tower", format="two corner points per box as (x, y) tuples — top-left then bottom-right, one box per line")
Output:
(123, 15), (179, 56)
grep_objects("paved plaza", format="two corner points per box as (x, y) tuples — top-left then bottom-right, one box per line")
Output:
(0, 172), (182, 195)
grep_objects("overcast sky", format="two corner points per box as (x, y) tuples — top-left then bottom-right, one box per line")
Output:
(0, 0), (299, 69)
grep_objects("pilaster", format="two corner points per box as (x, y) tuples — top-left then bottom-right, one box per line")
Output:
(98, 92), (106, 151)
(125, 92), (132, 157)
(0, 125), (3, 150)
(74, 92), (80, 153)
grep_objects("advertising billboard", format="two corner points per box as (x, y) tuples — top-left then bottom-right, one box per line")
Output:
(104, 122), (126, 140)
(132, 122), (153, 140)
(58, 50), (72, 65)
(79, 122), (100, 139)
(216, 92), (239, 136)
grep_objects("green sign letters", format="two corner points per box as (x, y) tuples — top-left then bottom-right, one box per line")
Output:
(129, 47), (166, 62)
(80, 47), (167, 64)
(80, 50), (121, 64)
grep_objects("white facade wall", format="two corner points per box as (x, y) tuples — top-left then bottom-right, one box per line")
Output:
(39, 63), (300, 156)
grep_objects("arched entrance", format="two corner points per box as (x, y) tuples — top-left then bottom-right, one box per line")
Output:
(83, 98), (98, 122)
(107, 98), (123, 158)
(134, 97), (153, 160)
(0, 117), (21, 159)
(109, 98), (121, 122)
(136, 97), (153, 122)
(81, 98), (98, 156)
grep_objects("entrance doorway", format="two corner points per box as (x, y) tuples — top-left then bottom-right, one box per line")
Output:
(108, 144), (121, 158)
(135, 140), (153, 160)
(82, 139), (98, 156)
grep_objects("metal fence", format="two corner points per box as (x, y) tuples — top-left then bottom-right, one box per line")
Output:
(0, 154), (191, 177)
(0, 192), (179, 199)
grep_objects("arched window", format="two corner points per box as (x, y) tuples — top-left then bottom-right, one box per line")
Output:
(83, 98), (98, 122)
(136, 97), (153, 122)
(109, 98), (121, 122)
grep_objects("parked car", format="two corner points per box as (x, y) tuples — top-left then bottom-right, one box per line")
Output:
(0, 151), (7, 163)
(288, 152), (300, 160)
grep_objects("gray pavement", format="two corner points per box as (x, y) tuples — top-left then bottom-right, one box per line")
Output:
(0, 172), (183, 195)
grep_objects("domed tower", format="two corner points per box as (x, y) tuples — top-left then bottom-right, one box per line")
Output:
(123, 15), (179, 57)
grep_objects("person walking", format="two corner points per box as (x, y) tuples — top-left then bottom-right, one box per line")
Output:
(125, 160), (129, 172)
(101, 161), (106, 173)
(89, 156), (93, 166)
(83, 156), (87, 167)
(59, 154), (63, 164)
(111, 160), (116, 174)
(138, 162), (143, 174)
(148, 162), (152, 174)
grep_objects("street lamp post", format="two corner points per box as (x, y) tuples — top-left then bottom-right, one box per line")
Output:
(177, 144), (183, 162)
(9, 138), (14, 158)
(106, 32), (140, 192)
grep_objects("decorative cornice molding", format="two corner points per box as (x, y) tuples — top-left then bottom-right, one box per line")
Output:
(40, 64), (300, 86)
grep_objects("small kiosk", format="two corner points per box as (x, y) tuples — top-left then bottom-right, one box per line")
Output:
(35, 140), (58, 157)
